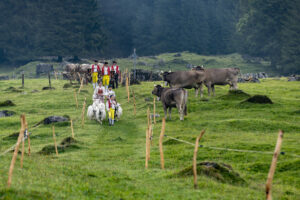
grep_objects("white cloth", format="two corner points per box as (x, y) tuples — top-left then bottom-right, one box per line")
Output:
(106, 100), (116, 111)
(93, 86), (106, 101)
(103, 66), (109, 75)
(107, 90), (116, 98)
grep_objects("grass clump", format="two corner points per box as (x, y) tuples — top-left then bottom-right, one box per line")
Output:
(243, 95), (273, 104)
(0, 100), (15, 107)
(175, 162), (246, 185)
(4, 86), (22, 93)
(39, 137), (79, 155)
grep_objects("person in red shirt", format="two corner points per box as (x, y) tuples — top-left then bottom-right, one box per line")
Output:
(110, 61), (120, 89)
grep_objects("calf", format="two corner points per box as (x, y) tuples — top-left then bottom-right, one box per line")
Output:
(152, 85), (188, 121)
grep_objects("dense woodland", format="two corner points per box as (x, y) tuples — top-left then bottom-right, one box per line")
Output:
(0, 0), (299, 74)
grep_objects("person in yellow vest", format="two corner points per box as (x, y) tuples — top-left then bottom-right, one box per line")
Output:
(101, 61), (110, 92)
(91, 60), (100, 89)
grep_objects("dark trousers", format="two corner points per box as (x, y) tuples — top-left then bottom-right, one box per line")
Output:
(114, 74), (119, 88)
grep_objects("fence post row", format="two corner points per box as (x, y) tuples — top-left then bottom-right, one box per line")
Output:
(7, 114), (25, 188)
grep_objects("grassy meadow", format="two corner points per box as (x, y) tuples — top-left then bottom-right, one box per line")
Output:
(0, 77), (300, 199)
(0, 52), (273, 79)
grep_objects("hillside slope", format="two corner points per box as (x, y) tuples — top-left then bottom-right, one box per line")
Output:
(0, 53), (274, 78)
(0, 78), (299, 199)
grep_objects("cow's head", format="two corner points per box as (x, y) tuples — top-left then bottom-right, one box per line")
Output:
(152, 85), (163, 97)
(192, 65), (204, 71)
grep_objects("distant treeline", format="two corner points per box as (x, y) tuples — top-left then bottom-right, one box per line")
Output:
(0, 0), (299, 74)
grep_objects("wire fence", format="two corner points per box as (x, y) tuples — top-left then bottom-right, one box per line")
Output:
(163, 135), (300, 158)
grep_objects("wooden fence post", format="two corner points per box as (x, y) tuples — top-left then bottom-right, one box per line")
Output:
(52, 125), (58, 156)
(153, 97), (156, 124)
(132, 90), (136, 116)
(193, 130), (206, 189)
(74, 90), (78, 109)
(128, 71), (131, 86)
(78, 77), (83, 94)
(120, 71), (123, 85)
(26, 116), (31, 156)
(54, 71), (58, 80)
(159, 118), (166, 169)
(48, 72), (51, 88)
(81, 97), (86, 127)
(21, 71), (24, 88)
(20, 115), (27, 168)
(265, 130), (284, 200)
(70, 119), (74, 138)
(7, 115), (25, 188)
(126, 77), (130, 102)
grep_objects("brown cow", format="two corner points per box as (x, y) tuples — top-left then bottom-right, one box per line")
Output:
(152, 85), (188, 121)
(199, 68), (240, 97)
(162, 71), (205, 97)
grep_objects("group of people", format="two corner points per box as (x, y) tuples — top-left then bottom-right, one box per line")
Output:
(91, 60), (121, 126)
(91, 60), (120, 90)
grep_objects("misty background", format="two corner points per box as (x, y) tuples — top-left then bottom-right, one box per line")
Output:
(0, 0), (299, 74)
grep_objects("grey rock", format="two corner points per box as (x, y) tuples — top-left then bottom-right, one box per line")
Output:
(43, 116), (69, 124)
(0, 110), (16, 118)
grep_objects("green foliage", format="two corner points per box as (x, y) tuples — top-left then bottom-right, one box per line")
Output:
(0, 0), (104, 64)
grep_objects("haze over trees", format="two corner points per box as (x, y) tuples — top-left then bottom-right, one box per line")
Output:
(0, 0), (299, 74)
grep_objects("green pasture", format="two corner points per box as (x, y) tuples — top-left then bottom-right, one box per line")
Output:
(0, 78), (299, 199)
(0, 52), (273, 78)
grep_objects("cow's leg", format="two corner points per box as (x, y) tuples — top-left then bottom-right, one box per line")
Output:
(163, 105), (168, 120)
(212, 85), (215, 96)
(184, 105), (187, 116)
(168, 107), (172, 120)
(195, 88), (198, 97)
(177, 104), (184, 121)
(200, 83), (203, 98)
(207, 84), (212, 96)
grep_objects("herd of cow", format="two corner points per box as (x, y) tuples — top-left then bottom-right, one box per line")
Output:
(63, 63), (95, 84)
(153, 67), (240, 121)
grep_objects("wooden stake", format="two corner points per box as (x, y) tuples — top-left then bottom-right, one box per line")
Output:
(52, 125), (58, 156)
(193, 130), (206, 189)
(81, 97), (87, 127)
(7, 115), (25, 188)
(153, 97), (156, 124)
(48, 72), (51, 88)
(70, 119), (74, 138)
(128, 71), (131, 86)
(26, 116), (31, 156)
(74, 90), (78, 109)
(126, 77), (130, 102)
(132, 90), (136, 116)
(159, 118), (166, 169)
(120, 71), (123, 85)
(21, 71), (24, 88)
(55, 71), (58, 80)
(78, 77), (83, 94)
(265, 130), (284, 200)
(147, 107), (150, 128)
(145, 129), (149, 169)
(20, 115), (26, 168)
